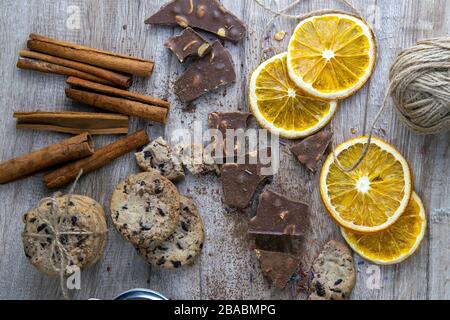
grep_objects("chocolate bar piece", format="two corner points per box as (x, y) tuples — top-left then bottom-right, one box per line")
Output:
(208, 112), (252, 157)
(291, 131), (333, 172)
(145, 0), (246, 42)
(220, 152), (272, 210)
(174, 41), (236, 102)
(255, 249), (300, 290)
(249, 190), (309, 237)
(165, 27), (211, 62)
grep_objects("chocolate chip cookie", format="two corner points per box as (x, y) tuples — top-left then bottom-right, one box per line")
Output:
(110, 172), (181, 248)
(22, 195), (107, 276)
(135, 137), (185, 182)
(136, 196), (204, 269)
(308, 240), (356, 300)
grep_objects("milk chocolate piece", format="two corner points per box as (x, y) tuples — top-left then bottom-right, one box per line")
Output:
(174, 41), (236, 102)
(165, 27), (211, 62)
(249, 190), (309, 237)
(208, 112), (252, 157)
(255, 249), (300, 290)
(220, 152), (272, 210)
(291, 131), (333, 172)
(145, 0), (246, 42)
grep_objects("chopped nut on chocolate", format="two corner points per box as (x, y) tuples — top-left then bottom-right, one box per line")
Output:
(165, 27), (211, 63)
(174, 41), (236, 102)
(135, 137), (185, 182)
(220, 152), (272, 210)
(291, 131), (333, 172)
(145, 0), (246, 42)
(173, 144), (219, 176)
(249, 190), (309, 237)
(208, 112), (252, 157)
(255, 249), (300, 290)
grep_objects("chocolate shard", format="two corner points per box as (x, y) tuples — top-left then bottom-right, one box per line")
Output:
(174, 41), (236, 102)
(165, 27), (211, 63)
(291, 131), (333, 172)
(220, 151), (272, 210)
(249, 190), (309, 237)
(208, 112), (252, 158)
(255, 249), (300, 290)
(145, 0), (246, 42)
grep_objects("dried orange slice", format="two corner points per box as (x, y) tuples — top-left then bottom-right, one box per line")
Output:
(287, 13), (376, 100)
(342, 192), (426, 265)
(249, 53), (338, 139)
(320, 137), (412, 233)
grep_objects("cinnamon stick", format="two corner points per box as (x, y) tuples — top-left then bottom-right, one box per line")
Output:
(28, 34), (154, 77)
(67, 77), (169, 108)
(0, 133), (94, 185)
(17, 59), (116, 86)
(65, 88), (168, 123)
(19, 50), (132, 88)
(43, 130), (149, 189)
(14, 112), (129, 135)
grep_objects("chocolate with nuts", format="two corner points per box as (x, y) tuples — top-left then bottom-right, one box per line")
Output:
(249, 190), (309, 237)
(145, 0), (246, 42)
(174, 41), (236, 102)
(165, 27), (211, 63)
(255, 249), (300, 290)
(291, 131), (333, 172)
(220, 152), (272, 210)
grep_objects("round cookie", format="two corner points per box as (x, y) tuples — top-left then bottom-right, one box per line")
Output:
(22, 195), (107, 276)
(308, 240), (356, 300)
(136, 196), (204, 269)
(110, 172), (180, 248)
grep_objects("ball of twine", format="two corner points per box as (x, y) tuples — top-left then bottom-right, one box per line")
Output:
(389, 38), (450, 134)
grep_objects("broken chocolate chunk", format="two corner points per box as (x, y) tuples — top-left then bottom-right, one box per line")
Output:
(220, 152), (272, 210)
(174, 41), (236, 102)
(255, 249), (300, 290)
(249, 190), (309, 237)
(145, 0), (246, 42)
(291, 131), (333, 172)
(208, 112), (252, 157)
(165, 27), (211, 62)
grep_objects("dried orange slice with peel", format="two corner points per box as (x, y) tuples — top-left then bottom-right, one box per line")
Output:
(287, 13), (376, 100)
(320, 136), (412, 233)
(342, 192), (426, 265)
(249, 52), (338, 139)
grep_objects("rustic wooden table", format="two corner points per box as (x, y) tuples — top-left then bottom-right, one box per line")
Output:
(0, 0), (449, 300)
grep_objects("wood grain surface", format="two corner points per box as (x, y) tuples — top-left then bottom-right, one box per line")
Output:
(0, 0), (448, 300)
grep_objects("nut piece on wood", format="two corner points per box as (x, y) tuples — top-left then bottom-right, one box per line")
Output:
(145, 0), (246, 42)
(308, 240), (356, 300)
(255, 249), (301, 290)
(165, 27), (211, 63)
(174, 41), (236, 102)
(135, 137), (185, 182)
(249, 190), (309, 237)
(291, 130), (333, 172)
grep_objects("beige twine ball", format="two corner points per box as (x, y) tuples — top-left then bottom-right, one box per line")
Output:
(389, 38), (450, 134)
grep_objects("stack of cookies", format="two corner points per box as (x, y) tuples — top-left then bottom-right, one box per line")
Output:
(110, 171), (205, 269)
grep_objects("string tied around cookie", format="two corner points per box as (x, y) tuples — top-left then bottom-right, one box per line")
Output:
(253, 0), (365, 62)
(22, 169), (107, 300)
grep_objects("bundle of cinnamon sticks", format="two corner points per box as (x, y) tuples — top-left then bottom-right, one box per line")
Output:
(16, 33), (170, 127)
(0, 34), (171, 188)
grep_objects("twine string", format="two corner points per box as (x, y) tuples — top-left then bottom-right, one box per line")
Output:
(22, 169), (106, 300)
